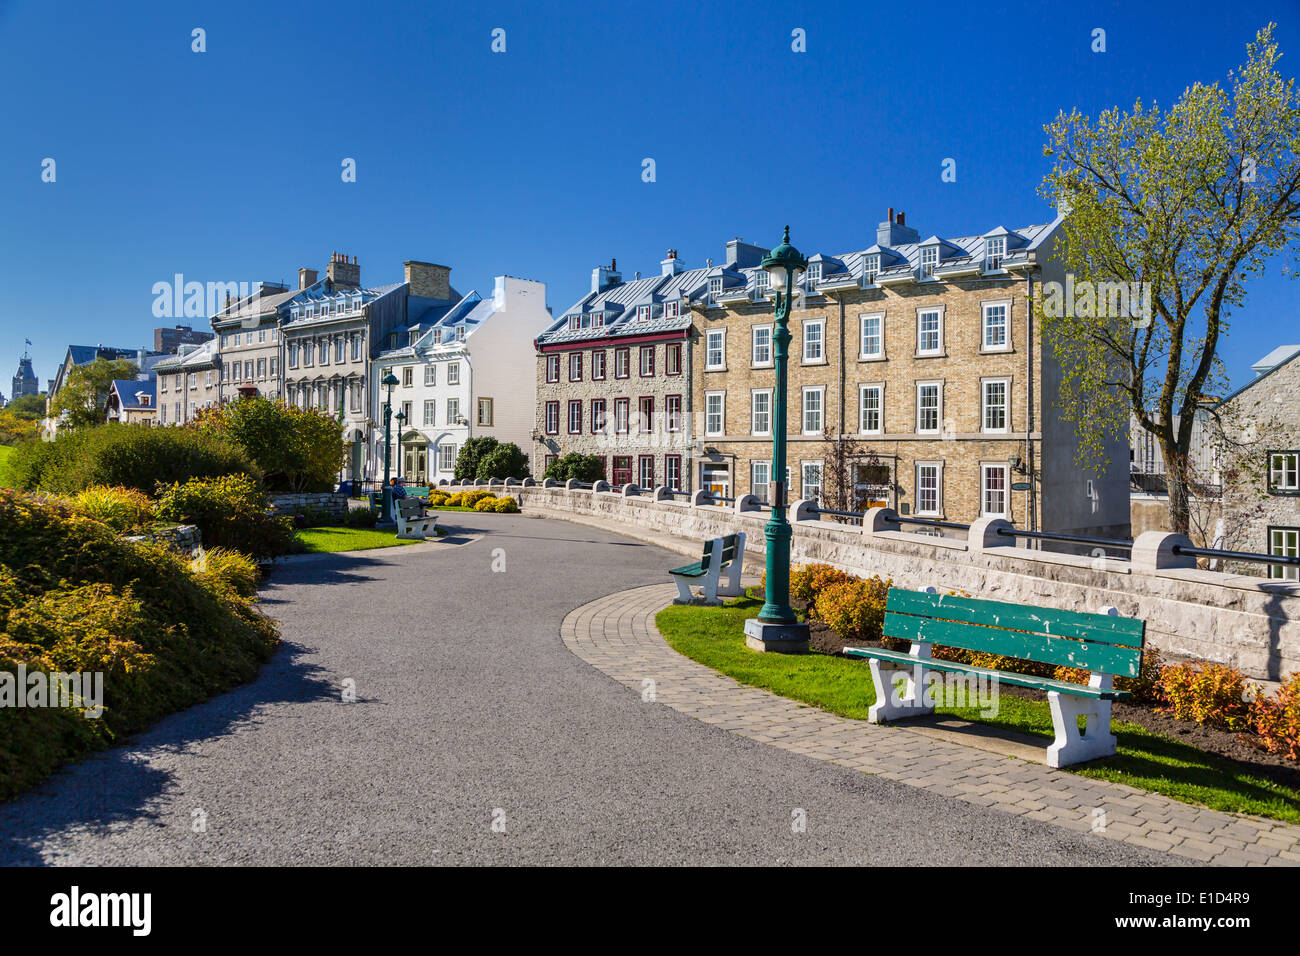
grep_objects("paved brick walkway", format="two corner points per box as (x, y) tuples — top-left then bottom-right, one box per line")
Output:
(562, 583), (1300, 867)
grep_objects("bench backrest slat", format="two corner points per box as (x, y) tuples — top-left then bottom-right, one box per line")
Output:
(884, 588), (1144, 676)
(719, 533), (738, 564)
(397, 499), (424, 518)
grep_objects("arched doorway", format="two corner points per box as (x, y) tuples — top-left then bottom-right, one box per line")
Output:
(400, 429), (430, 483)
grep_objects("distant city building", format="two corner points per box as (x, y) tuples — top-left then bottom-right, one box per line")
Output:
(210, 281), (297, 404)
(11, 352), (39, 401)
(153, 324), (215, 353)
(105, 378), (157, 425)
(153, 340), (222, 426)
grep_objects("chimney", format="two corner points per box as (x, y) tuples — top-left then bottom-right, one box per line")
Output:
(877, 208), (919, 248)
(405, 261), (452, 300)
(591, 259), (622, 294)
(725, 237), (769, 269)
(661, 249), (684, 276)
(298, 267), (318, 290)
(897, 211), (906, 226)
(326, 251), (361, 289)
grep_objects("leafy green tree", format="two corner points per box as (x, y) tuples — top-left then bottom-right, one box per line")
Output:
(5, 394), (46, 420)
(453, 436), (499, 481)
(194, 397), (343, 493)
(1039, 24), (1300, 535)
(543, 453), (605, 483)
(0, 409), (38, 445)
(49, 359), (137, 429)
(475, 442), (529, 481)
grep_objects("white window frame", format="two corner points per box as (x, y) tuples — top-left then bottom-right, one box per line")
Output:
(981, 463), (1009, 518)
(1269, 527), (1299, 581)
(751, 460), (770, 503)
(425, 365), (436, 386)
(859, 384), (883, 435)
(705, 329), (726, 370)
(985, 236), (1006, 272)
(916, 307), (944, 356)
(916, 381), (942, 434)
(982, 378), (1010, 434)
(859, 312), (884, 360)
(802, 318), (825, 363)
(801, 460), (823, 504)
(438, 442), (457, 472)
(751, 324), (773, 367)
(981, 299), (1012, 352)
(801, 386), (824, 435)
(1269, 452), (1299, 492)
(704, 391), (725, 437)
(448, 362), (460, 385)
(919, 245), (938, 280)
(751, 389), (773, 437)
(915, 462), (943, 516)
(863, 253), (880, 285)
(423, 400), (436, 426)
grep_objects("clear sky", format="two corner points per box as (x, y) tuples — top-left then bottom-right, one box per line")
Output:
(1, 0), (1296, 395)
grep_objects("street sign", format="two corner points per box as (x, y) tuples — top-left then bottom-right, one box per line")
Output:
(1011, 481), (1032, 491)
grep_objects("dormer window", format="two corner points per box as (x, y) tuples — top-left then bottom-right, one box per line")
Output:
(919, 246), (938, 280)
(864, 254), (880, 285)
(985, 237), (1006, 272)
(432, 329), (442, 344)
(652, 303), (664, 319)
(388, 332), (398, 348)
(806, 262), (822, 286)
(592, 312), (604, 327)
(664, 300), (680, 318)
(569, 315), (581, 331)
(755, 270), (770, 295)
(708, 277), (722, 297)
(456, 327), (466, 341)
(637, 304), (651, 322)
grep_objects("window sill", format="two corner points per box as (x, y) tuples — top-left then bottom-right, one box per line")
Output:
(858, 354), (887, 363)
(801, 359), (829, 366)
(704, 366), (728, 373)
(913, 352), (947, 359)
(978, 347), (1015, 355)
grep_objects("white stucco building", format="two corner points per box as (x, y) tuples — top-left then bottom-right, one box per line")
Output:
(371, 276), (552, 483)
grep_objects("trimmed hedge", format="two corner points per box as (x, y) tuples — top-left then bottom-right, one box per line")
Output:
(154, 475), (295, 561)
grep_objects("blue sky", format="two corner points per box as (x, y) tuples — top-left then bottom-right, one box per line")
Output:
(1, 0), (1296, 394)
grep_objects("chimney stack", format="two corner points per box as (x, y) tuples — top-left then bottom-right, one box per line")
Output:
(661, 249), (684, 276)
(591, 259), (622, 294)
(326, 252), (361, 289)
(888, 207), (895, 223)
(298, 267), (318, 290)
(877, 208), (919, 248)
(405, 260), (452, 300)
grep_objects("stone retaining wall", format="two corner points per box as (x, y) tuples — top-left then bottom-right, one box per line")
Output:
(496, 482), (1300, 681)
(268, 492), (348, 517)
(124, 524), (203, 558)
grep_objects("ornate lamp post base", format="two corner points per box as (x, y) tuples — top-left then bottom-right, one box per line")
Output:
(743, 618), (810, 654)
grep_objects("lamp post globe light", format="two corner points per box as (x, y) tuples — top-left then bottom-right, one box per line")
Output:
(744, 226), (811, 654)
(380, 371), (399, 526)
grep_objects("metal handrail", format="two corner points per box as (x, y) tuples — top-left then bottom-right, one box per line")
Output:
(996, 527), (1134, 550)
(886, 515), (972, 532)
(1175, 545), (1300, 568)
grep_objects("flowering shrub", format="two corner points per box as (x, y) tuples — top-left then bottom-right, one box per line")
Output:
(1157, 662), (1253, 731)
(69, 485), (154, 532)
(816, 576), (892, 644)
(1053, 646), (1165, 703)
(789, 564), (860, 619)
(193, 548), (260, 600)
(1250, 673), (1300, 760)
(492, 496), (520, 513)
(155, 474), (294, 561)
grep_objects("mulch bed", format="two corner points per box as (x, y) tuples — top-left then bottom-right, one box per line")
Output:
(804, 614), (1300, 792)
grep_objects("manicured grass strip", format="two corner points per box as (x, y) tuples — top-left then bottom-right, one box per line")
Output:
(656, 593), (1300, 825)
(294, 526), (436, 553)
(0, 444), (14, 488)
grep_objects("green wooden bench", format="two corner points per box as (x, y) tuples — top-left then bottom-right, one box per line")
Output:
(394, 497), (437, 539)
(368, 491), (384, 512)
(669, 533), (746, 604)
(405, 486), (430, 499)
(843, 587), (1145, 768)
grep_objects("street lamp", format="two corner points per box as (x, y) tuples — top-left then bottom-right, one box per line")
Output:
(745, 226), (811, 654)
(395, 410), (406, 481)
(380, 371), (399, 526)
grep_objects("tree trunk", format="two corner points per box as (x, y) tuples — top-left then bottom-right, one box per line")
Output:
(1164, 457), (1192, 537)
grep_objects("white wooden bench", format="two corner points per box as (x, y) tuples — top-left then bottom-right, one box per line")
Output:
(395, 498), (437, 540)
(669, 533), (746, 604)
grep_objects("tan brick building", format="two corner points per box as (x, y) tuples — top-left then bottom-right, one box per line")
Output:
(688, 213), (1130, 537)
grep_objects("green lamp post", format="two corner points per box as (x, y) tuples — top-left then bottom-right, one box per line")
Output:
(744, 226), (811, 653)
(380, 371), (399, 526)
(394, 410), (406, 482)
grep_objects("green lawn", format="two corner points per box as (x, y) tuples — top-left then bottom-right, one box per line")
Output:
(0, 445), (14, 488)
(657, 592), (1300, 824)
(294, 525), (442, 554)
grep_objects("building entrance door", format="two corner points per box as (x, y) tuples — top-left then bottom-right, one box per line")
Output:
(612, 456), (633, 486)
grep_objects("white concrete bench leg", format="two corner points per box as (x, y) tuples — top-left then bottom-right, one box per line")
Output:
(714, 532), (746, 598)
(1046, 673), (1118, 768)
(670, 573), (698, 603)
(867, 645), (935, 723)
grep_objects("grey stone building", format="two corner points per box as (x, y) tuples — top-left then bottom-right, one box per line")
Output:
(210, 281), (297, 404)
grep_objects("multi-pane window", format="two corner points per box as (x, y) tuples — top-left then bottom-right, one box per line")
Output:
(919, 245), (938, 279)
(982, 464), (1008, 517)
(257, 359), (266, 379)
(665, 395), (686, 431)
(705, 392), (724, 436)
(448, 363), (460, 385)
(447, 398), (460, 424)
(569, 352), (582, 381)
(802, 461), (823, 503)
(860, 313), (883, 359)
(665, 343), (681, 375)
(546, 354), (560, 383)
(751, 390), (772, 435)
(270, 357), (278, 376)
(665, 455), (682, 491)
(639, 455), (655, 488)
(860, 385), (882, 434)
(637, 304), (651, 322)
(402, 366), (413, 387)
(802, 387), (823, 434)
(335, 337), (345, 363)
(568, 400), (582, 434)
(983, 302), (1009, 350)
(477, 398), (494, 427)
(592, 350), (607, 380)
(591, 399), (607, 433)
(544, 401), (560, 434)
(423, 400), (436, 425)
(614, 348), (630, 378)
(614, 398), (630, 434)
(917, 309), (942, 354)
(352, 335), (363, 361)
(985, 236), (1006, 271)
(640, 346), (655, 377)
(425, 365), (436, 386)
(755, 270), (770, 296)
(706, 330), (726, 369)
(917, 464), (940, 514)
(863, 254), (880, 285)
(350, 381), (363, 412)
(803, 319), (824, 362)
(708, 277), (722, 298)
(752, 461), (770, 503)
(244, 361), (253, 380)
(805, 262), (822, 287)
(303, 341), (314, 365)
(438, 442), (456, 472)
(664, 300), (680, 318)
(1269, 527), (1299, 581)
(917, 383), (941, 433)
(752, 325), (772, 366)
(638, 396), (654, 433)
(983, 380), (1008, 432)
(1269, 452), (1299, 493)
